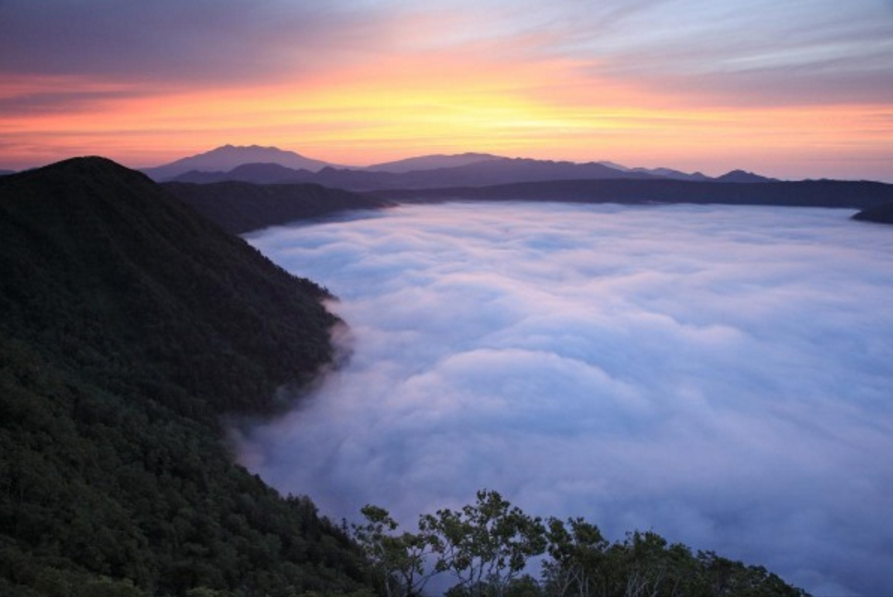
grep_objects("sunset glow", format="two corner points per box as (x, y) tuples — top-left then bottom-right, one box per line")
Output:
(1, 0), (892, 180)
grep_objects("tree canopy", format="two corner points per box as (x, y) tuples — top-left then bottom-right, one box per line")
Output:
(353, 492), (809, 597)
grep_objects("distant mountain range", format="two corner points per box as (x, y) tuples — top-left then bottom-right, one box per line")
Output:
(380, 178), (893, 211)
(142, 145), (777, 190)
(594, 162), (713, 181)
(141, 144), (336, 180)
(365, 152), (503, 173)
(135, 144), (893, 226)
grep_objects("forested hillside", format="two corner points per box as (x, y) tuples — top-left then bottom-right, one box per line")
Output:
(0, 158), (371, 596)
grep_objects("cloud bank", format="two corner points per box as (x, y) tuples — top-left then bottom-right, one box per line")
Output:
(238, 203), (893, 597)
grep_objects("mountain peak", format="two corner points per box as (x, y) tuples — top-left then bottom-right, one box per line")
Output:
(6, 156), (154, 191)
(142, 145), (335, 181)
(366, 152), (503, 173)
(715, 169), (776, 183)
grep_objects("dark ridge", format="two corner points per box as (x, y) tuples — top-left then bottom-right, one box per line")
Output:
(168, 157), (660, 191)
(0, 157), (371, 596)
(852, 201), (893, 225)
(378, 178), (893, 209)
(141, 144), (335, 181)
(164, 179), (394, 234)
(168, 162), (319, 185)
(364, 152), (503, 173)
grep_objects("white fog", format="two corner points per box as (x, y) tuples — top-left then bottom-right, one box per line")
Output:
(238, 202), (893, 597)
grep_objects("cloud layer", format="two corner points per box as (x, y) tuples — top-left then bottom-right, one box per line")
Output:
(238, 202), (893, 596)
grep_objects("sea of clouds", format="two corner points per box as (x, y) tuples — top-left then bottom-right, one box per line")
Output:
(237, 202), (893, 596)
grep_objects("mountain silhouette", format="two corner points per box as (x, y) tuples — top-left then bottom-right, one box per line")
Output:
(142, 144), (336, 180)
(365, 152), (502, 173)
(632, 166), (712, 181)
(714, 169), (776, 183)
(380, 178), (893, 209)
(158, 145), (791, 190)
(171, 162), (317, 184)
(170, 156), (662, 190)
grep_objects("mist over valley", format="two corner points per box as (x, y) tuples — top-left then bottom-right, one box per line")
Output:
(239, 201), (893, 597)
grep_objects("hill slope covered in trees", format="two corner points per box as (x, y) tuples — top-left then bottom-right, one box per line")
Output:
(0, 158), (371, 596)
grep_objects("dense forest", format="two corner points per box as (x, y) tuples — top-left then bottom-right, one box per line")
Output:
(0, 158), (369, 596)
(0, 158), (809, 596)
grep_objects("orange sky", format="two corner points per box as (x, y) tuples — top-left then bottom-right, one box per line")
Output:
(1, 0), (892, 180)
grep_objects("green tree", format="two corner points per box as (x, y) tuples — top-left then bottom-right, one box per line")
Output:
(541, 517), (608, 597)
(352, 505), (437, 597)
(606, 531), (691, 597)
(419, 490), (546, 597)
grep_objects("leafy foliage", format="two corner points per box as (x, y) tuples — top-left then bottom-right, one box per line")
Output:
(352, 506), (438, 597)
(419, 490), (546, 597)
(357, 493), (809, 597)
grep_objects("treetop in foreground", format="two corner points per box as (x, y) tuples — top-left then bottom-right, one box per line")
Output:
(353, 490), (809, 597)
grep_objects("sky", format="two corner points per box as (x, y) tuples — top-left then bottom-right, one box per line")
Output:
(1, 0), (892, 180)
(237, 203), (893, 597)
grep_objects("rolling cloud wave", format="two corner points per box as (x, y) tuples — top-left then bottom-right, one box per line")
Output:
(238, 202), (893, 596)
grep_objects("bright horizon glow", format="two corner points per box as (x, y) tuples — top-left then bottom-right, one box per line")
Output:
(1, 0), (892, 180)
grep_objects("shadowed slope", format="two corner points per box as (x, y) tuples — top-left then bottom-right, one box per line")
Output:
(0, 157), (369, 596)
(0, 157), (338, 417)
(165, 180), (393, 234)
(853, 201), (893, 224)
